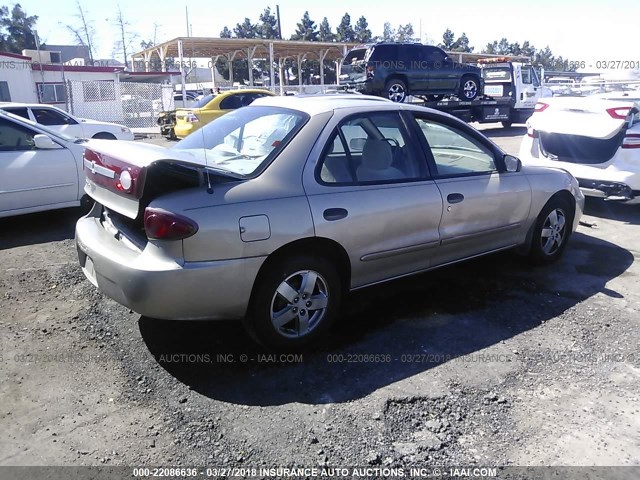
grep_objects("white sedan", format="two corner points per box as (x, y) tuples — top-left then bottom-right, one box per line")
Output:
(0, 103), (134, 141)
(519, 96), (640, 204)
(0, 110), (94, 218)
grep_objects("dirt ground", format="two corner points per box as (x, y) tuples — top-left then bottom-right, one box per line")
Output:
(1, 127), (639, 474)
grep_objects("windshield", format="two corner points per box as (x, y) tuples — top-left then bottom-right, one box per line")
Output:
(173, 106), (308, 177)
(343, 49), (369, 65)
(193, 94), (216, 108)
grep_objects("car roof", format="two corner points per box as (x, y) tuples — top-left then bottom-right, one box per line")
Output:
(0, 102), (60, 108)
(250, 94), (404, 115)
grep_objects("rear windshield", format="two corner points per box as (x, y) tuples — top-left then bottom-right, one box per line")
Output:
(343, 49), (369, 64)
(483, 67), (511, 81)
(193, 94), (216, 108)
(173, 106), (308, 177)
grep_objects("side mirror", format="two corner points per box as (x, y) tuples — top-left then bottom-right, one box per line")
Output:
(503, 154), (522, 173)
(33, 134), (62, 149)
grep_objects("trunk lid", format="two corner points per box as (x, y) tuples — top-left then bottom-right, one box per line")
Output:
(82, 140), (213, 219)
(529, 98), (638, 164)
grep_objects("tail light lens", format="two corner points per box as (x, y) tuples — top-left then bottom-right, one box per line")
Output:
(534, 102), (549, 112)
(144, 208), (198, 240)
(622, 133), (640, 149)
(186, 112), (199, 123)
(607, 107), (631, 119)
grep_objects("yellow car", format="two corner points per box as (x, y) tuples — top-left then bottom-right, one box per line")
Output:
(174, 89), (275, 138)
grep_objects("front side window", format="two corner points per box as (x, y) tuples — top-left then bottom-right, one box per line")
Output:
(0, 118), (36, 151)
(32, 108), (77, 126)
(415, 118), (496, 176)
(318, 112), (425, 185)
(174, 106), (307, 177)
(424, 47), (447, 63)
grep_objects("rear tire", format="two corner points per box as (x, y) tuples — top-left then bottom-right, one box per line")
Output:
(385, 79), (407, 103)
(528, 197), (573, 265)
(246, 255), (342, 350)
(459, 76), (480, 101)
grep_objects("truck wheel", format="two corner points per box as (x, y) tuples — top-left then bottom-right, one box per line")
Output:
(459, 76), (480, 100)
(385, 79), (407, 103)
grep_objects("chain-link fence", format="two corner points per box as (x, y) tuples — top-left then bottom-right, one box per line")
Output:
(66, 80), (174, 129)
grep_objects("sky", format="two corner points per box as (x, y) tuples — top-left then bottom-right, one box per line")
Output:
(16, 0), (640, 72)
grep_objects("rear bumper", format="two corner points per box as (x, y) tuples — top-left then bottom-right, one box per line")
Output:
(75, 216), (265, 320)
(577, 178), (640, 204)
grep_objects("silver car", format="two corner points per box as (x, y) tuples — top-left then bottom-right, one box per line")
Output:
(75, 95), (584, 348)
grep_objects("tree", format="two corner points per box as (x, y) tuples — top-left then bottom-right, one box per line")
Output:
(258, 7), (278, 39)
(111, 4), (137, 66)
(219, 26), (232, 38)
(290, 11), (318, 41)
(440, 28), (455, 50)
(452, 32), (473, 52)
(394, 23), (416, 42)
(318, 17), (334, 42)
(354, 16), (371, 43)
(64, 0), (96, 64)
(233, 18), (257, 39)
(0, 3), (38, 53)
(336, 13), (355, 42)
(382, 22), (394, 41)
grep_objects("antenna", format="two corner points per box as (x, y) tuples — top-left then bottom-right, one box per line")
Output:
(200, 94), (213, 194)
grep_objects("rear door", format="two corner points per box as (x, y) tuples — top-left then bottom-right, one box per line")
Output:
(303, 110), (444, 288)
(0, 117), (79, 214)
(409, 112), (531, 265)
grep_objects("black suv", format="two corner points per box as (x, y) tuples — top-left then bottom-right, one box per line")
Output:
(340, 43), (483, 103)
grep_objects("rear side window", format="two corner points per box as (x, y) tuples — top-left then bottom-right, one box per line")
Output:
(318, 112), (426, 184)
(3, 107), (30, 119)
(370, 45), (398, 62)
(220, 95), (243, 110)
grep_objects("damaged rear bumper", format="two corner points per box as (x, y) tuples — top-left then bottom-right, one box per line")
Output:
(577, 178), (640, 204)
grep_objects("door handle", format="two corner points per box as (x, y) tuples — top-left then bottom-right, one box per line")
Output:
(323, 208), (348, 221)
(447, 193), (464, 204)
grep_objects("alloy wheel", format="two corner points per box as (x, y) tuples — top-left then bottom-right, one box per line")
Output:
(540, 208), (567, 255)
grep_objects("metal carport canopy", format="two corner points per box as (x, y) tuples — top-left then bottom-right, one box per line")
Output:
(130, 37), (360, 94)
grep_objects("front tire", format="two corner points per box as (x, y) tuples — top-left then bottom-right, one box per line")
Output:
(247, 255), (342, 349)
(528, 197), (573, 265)
(459, 76), (480, 101)
(385, 79), (407, 103)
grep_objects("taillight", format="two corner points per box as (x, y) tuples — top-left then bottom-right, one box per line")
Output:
(607, 107), (631, 119)
(84, 149), (143, 198)
(186, 112), (199, 123)
(622, 133), (640, 149)
(534, 102), (549, 112)
(144, 208), (198, 240)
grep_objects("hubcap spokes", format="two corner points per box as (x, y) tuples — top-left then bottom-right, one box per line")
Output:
(271, 270), (329, 338)
(388, 85), (405, 102)
(541, 209), (566, 255)
(463, 80), (477, 98)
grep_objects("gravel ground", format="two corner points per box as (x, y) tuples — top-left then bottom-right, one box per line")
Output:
(1, 126), (639, 474)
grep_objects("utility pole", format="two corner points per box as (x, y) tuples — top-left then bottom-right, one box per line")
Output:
(276, 5), (282, 40)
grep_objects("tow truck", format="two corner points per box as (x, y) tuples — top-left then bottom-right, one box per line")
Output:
(409, 58), (551, 127)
